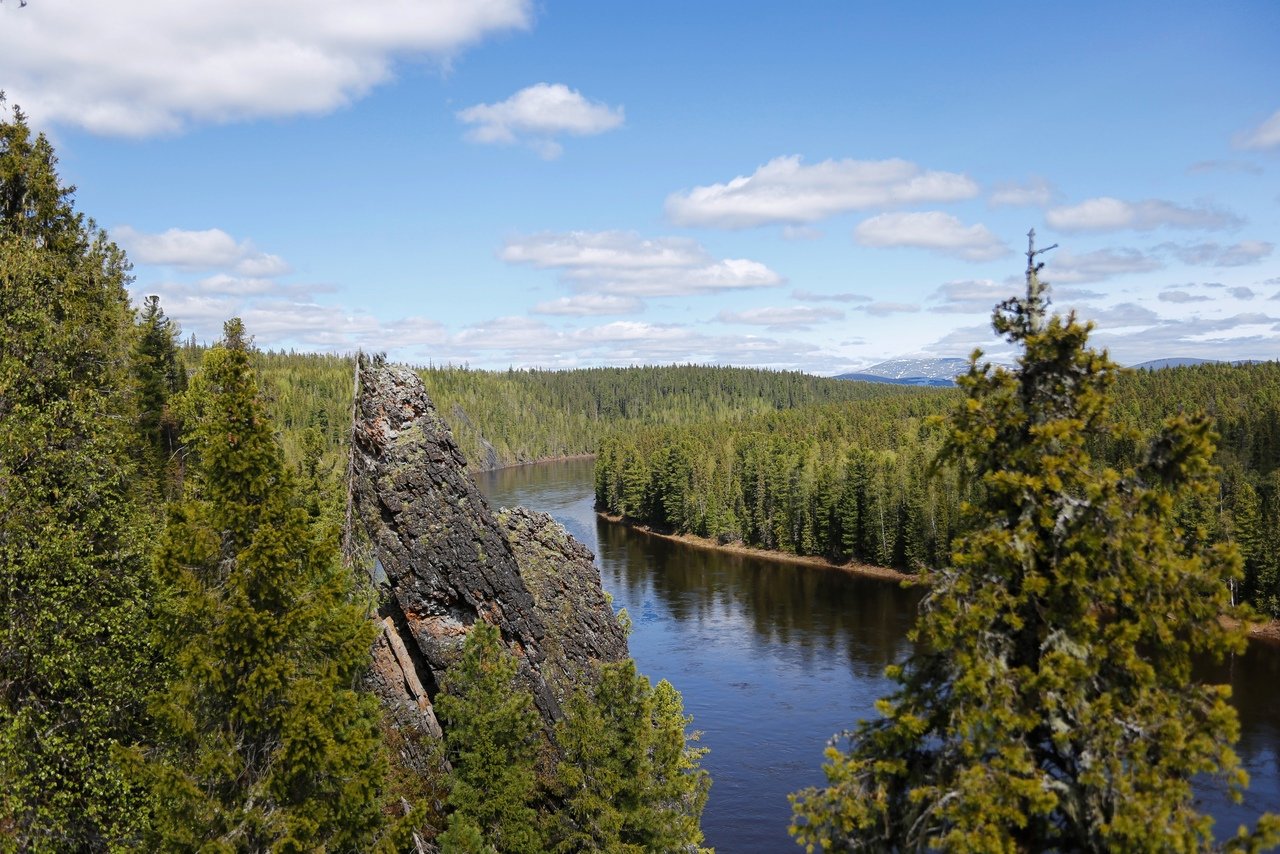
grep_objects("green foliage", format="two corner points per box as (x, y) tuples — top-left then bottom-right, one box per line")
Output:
(0, 102), (154, 851)
(435, 622), (547, 854)
(132, 294), (187, 498)
(551, 660), (710, 853)
(790, 243), (1279, 852)
(419, 362), (921, 470)
(135, 320), (388, 852)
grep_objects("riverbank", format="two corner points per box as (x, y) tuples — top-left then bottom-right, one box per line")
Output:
(595, 510), (913, 583)
(597, 510), (1280, 644)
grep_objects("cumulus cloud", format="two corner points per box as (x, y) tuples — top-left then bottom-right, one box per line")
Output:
(853, 211), (1009, 262)
(114, 226), (290, 276)
(530, 294), (643, 316)
(1229, 287), (1256, 300)
(1048, 247), (1163, 284)
(457, 83), (624, 158)
(1078, 302), (1161, 329)
(1156, 239), (1274, 267)
(500, 230), (783, 297)
(716, 305), (843, 330)
(1045, 197), (1241, 232)
(664, 155), (978, 228)
(989, 177), (1055, 208)
(0, 0), (532, 135)
(1234, 108), (1280, 150)
(791, 288), (871, 303)
(929, 279), (1013, 313)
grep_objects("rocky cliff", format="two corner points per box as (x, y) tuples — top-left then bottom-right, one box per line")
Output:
(350, 355), (627, 739)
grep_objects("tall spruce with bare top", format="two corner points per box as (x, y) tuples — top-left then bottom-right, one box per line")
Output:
(791, 232), (1279, 852)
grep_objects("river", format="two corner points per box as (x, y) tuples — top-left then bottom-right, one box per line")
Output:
(476, 457), (1280, 852)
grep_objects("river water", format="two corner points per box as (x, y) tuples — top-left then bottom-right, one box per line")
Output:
(476, 457), (1280, 852)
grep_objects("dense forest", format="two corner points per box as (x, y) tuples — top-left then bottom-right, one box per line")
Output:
(198, 347), (928, 476)
(0, 105), (710, 852)
(595, 361), (1280, 617)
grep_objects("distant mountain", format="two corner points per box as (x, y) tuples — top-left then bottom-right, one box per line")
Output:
(834, 357), (971, 387)
(1130, 357), (1218, 370)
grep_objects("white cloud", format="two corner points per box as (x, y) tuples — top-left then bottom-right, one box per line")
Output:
(929, 279), (1012, 313)
(717, 305), (843, 329)
(1045, 197), (1241, 232)
(1048, 247), (1164, 283)
(665, 155), (979, 228)
(1156, 239), (1274, 267)
(853, 211), (1009, 262)
(791, 288), (871, 303)
(989, 177), (1055, 208)
(457, 83), (624, 158)
(531, 294), (643, 316)
(0, 0), (532, 136)
(1078, 302), (1160, 329)
(114, 226), (291, 276)
(500, 230), (783, 297)
(1158, 289), (1211, 304)
(1234, 108), (1280, 150)
(860, 302), (921, 317)
(1229, 286), (1256, 300)
(434, 316), (827, 369)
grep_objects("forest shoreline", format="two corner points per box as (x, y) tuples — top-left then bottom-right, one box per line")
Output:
(595, 510), (913, 583)
(596, 511), (1280, 645)
(477, 452), (597, 473)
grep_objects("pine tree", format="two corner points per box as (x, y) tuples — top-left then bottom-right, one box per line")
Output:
(0, 100), (154, 850)
(136, 319), (388, 851)
(790, 232), (1280, 852)
(435, 621), (547, 854)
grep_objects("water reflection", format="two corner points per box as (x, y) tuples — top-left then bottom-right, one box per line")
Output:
(476, 459), (1280, 852)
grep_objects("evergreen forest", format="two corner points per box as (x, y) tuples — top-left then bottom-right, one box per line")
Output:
(4, 100), (1280, 851)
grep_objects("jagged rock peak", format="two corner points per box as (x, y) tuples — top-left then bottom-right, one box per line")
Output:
(351, 354), (627, 732)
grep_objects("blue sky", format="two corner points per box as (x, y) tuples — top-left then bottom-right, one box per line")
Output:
(3, 0), (1278, 371)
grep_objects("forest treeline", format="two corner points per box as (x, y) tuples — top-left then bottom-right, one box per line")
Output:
(595, 361), (1280, 617)
(1, 104), (709, 852)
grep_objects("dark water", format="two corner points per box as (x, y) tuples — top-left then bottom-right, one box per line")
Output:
(476, 457), (1280, 852)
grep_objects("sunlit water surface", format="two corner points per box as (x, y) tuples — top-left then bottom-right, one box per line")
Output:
(476, 458), (1280, 853)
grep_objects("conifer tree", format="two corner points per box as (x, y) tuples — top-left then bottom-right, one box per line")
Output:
(0, 100), (154, 850)
(790, 232), (1280, 852)
(137, 319), (388, 851)
(435, 621), (547, 854)
(550, 659), (710, 853)
(132, 294), (187, 496)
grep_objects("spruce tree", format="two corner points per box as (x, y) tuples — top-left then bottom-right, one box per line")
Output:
(136, 319), (388, 851)
(550, 660), (710, 853)
(435, 621), (546, 854)
(0, 101), (154, 850)
(132, 294), (187, 497)
(791, 232), (1280, 852)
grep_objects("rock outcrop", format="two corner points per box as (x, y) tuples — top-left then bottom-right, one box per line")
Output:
(351, 355), (627, 735)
